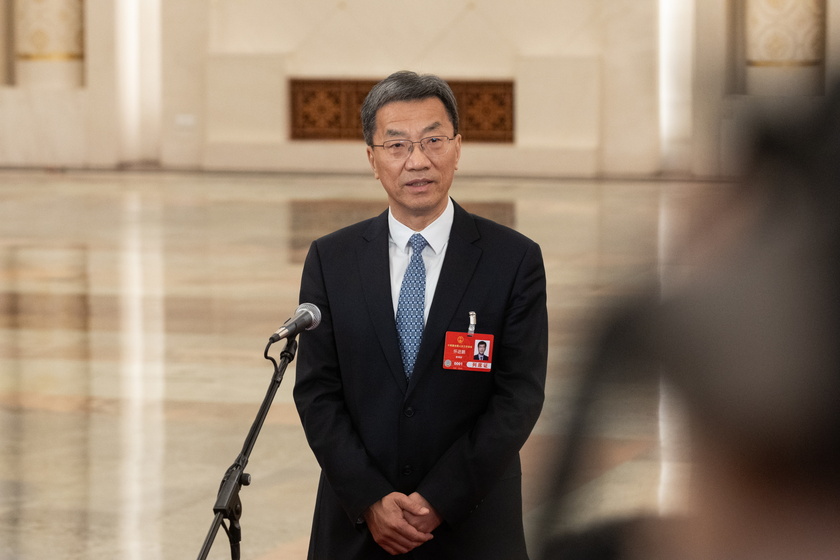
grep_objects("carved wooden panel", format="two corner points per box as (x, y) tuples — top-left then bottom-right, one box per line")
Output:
(290, 79), (377, 140)
(291, 79), (513, 142)
(450, 81), (513, 142)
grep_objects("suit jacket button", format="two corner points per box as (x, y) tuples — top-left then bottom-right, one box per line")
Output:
(404, 406), (415, 417)
(402, 465), (413, 476)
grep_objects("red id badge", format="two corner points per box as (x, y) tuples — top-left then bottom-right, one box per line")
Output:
(443, 332), (495, 372)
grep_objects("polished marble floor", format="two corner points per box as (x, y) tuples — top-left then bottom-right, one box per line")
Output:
(0, 169), (731, 559)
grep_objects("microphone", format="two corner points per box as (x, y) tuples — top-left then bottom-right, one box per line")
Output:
(269, 303), (321, 342)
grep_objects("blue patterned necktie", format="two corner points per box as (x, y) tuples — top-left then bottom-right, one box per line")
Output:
(396, 233), (427, 378)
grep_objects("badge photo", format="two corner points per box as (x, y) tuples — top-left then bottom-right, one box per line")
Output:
(443, 332), (494, 372)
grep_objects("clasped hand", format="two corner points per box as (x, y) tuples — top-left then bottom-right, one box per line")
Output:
(363, 492), (442, 555)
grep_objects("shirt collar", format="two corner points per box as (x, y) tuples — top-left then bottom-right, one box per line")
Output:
(388, 197), (454, 254)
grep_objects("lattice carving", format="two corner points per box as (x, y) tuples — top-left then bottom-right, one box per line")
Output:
(451, 82), (514, 142)
(291, 79), (513, 142)
(290, 79), (376, 140)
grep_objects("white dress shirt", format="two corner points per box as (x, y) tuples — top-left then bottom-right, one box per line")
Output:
(388, 197), (454, 322)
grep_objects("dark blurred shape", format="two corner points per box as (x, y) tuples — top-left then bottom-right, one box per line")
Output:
(538, 82), (840, 560)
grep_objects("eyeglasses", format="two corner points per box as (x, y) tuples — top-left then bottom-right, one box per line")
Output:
(371, 136), (455, 160)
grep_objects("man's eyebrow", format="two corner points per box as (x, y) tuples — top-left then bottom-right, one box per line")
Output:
(383, 121), (444, 138)
(422, 122), (443, 135)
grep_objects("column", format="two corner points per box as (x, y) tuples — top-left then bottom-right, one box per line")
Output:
(745, 0), (825, 96)
(14, 0), (84, 88)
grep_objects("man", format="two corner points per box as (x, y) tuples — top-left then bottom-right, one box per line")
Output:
(293, 71), (548, 559)
(474, 341), (489, 361)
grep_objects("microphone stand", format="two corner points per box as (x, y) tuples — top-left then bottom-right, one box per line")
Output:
(196, 336), (298, 560)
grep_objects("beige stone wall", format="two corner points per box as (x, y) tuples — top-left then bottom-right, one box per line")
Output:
(2, 0), (834, 177)
(0, 0), (665, 176)
(165, 0), (661, 176)
(693, 0), (838, 176)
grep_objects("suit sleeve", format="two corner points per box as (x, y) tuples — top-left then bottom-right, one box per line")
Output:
(292, 240), (394, 523)
(418, 240), (548, 524)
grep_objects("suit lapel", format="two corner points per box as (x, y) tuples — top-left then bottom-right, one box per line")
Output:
(408, 202), (482, 392)
(357, 211), (408, 392)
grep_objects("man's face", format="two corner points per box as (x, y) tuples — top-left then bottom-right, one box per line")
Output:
(478, 343), (486, 354)
(366, 97), (461, 230)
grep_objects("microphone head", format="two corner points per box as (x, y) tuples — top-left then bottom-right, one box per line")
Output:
(297, 302), (322, 331)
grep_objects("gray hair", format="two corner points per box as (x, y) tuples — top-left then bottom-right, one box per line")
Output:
(360, 71), (460, 146)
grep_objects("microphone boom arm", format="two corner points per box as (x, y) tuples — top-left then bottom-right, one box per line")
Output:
(196, 337), (298, 560)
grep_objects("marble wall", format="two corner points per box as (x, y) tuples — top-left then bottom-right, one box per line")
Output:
(0, 1), (660, 176)
(167, 0), (661, 177)
(0, 1), (837, 177)
(0, 1), (120, 168)
(694, 0), (840, 176)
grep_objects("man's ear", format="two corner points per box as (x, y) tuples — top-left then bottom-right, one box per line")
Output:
(366, 147), (379, 180)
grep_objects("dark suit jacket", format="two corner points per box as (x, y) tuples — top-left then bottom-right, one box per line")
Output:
(293, 200), (548, 559)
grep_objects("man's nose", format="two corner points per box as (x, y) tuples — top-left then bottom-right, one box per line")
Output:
(404, 143), (431, 169)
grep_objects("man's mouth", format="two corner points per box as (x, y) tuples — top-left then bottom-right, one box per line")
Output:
(405, 179), (432, 188)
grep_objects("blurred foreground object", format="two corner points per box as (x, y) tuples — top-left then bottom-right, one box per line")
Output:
(538, 82), (840, 560)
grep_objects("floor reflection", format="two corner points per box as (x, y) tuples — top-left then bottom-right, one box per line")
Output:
(0, 170), (729, 559)
(119, 190), (164, 560)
